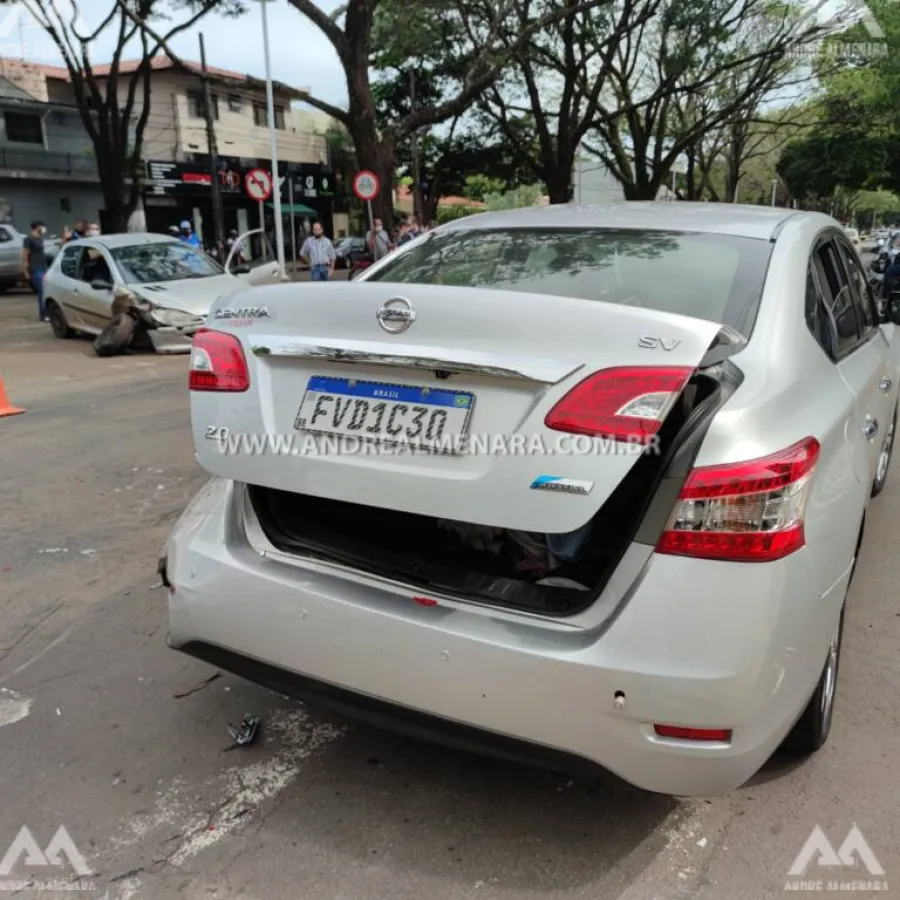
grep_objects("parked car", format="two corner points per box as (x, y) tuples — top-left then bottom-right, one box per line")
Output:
(42, 229), (281, 355)
(163, 202), (900, 797)
(0, 222), (60, 292)
(334, 236), (367, 270)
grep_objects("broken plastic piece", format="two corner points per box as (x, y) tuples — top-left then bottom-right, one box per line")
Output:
(226, 714), (261, 749)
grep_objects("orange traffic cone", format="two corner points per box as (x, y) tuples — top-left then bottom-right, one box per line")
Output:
(0, 375), (25, 417)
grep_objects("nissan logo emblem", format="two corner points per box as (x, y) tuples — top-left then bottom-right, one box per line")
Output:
(376, 296), (416, 334)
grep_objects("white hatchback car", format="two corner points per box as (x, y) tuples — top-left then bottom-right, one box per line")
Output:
(163, 202), (900, 796)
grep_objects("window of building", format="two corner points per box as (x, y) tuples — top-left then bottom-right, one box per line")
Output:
(4, 111), (43, 144)
(187, 91), (219, 120)
(228, 94), (243, 112)
(252, 102), (285, 130)
(60, 197), (72, 213)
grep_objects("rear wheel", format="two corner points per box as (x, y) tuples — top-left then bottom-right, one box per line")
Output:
(781, 605), (845, 755)
(47, 301), (74, 339)
(871, 405), (896, 496)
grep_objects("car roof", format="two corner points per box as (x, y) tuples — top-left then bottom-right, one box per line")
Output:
(78, 232), (180, 249)
(436, 201), (817, 241)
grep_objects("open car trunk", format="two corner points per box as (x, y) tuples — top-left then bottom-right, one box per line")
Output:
(247, 366), (736, 616)
(195, 282), (742, 615)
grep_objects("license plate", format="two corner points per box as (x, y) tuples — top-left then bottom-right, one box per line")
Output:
(294, 376), (474, 451)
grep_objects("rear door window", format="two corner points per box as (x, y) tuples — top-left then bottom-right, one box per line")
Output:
(836, 239), (878, 333)
(367, 228), (774, 335)
(814, 239), (861, 357)
(59, 245), (83, 278)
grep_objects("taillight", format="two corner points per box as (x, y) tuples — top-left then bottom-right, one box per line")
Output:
(544, 367), (693, 444)
(657, 437), (820, 562)
(189, 328), (250, 392)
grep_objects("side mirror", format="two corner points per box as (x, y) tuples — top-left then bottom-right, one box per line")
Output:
(232, 263), (252, 275)
(888, 292), (900, 326)
(91, 279), (113, 291)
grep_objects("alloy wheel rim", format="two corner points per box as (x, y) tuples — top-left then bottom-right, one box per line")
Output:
(876, 419), (895, 484)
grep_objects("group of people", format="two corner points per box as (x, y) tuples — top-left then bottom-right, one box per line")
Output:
(23, 217), (102, 322)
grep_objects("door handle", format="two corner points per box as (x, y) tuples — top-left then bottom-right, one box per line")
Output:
(863, 417), (879, 440)
(879, 377), (893, 392)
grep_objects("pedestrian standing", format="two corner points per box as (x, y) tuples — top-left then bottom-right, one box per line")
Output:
(87, 222), (101, 237)
(22, 220), (49, 322)
(61, 224), (73, 243)
(366, 217), (391, 261)
(300, 221), (336, 282)
(178, 220), (201, 249)
(397, 214), (423, 246)
(67, 218), (87, 243)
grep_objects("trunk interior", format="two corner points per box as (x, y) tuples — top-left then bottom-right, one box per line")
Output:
(248, 371), (725, 616)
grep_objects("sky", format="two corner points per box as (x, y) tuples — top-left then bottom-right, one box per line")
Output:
(0, 0), (350, 108)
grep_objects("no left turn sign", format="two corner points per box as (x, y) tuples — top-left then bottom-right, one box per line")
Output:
(245, 168), (273, 202)
(353, 170), (380, 202)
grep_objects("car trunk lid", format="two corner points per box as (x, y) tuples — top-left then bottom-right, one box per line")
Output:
(191, 282), (724, 533)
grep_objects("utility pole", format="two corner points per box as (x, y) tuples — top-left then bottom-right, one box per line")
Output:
(199, 33), (224, 249)
(409, 68), (422, 222)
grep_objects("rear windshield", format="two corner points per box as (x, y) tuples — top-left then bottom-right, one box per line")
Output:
(366, 228), (774, 336)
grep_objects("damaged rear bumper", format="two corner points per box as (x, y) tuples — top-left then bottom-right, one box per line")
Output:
(163, 477), (837, 797)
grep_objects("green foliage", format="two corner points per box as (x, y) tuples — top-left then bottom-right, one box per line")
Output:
(484, 185), (542, 212)
(435, 205), (481, 224)
(464, 174), (507, 203)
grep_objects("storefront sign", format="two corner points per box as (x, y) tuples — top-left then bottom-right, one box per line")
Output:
(145, 161), (244, 196)
(284, 169), (335, 200)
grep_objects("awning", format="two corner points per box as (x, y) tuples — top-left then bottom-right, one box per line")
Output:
(268, 203), (318, 216)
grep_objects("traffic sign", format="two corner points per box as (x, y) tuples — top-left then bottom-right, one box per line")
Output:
(245, 168), (273, 202)
(352, 170), (380, 202)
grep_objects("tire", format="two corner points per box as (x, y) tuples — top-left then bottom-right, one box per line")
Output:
(780, 517), (862, 756)
(781, 604), (846, 756)
(93, 313), (136, 358)
(47, 301), (74, 339)
(871, 404), (897, 497)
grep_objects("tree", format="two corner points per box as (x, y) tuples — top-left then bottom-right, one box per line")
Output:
(283, 0), (608, 223)
(583, 0), (826, 199)
(475, 0), (661, 203)
(14, 0), (242, 230)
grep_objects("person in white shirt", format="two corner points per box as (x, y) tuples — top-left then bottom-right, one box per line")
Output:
(300, 222), (336, 281)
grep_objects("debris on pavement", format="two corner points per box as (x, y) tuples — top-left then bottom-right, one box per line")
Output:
(225, 714), (261, 750)
(173, 671), (221, 699)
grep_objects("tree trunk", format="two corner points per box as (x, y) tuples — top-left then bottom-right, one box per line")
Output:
(97, 156), (134, 232)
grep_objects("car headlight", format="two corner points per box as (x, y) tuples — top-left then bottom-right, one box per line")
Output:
(150, 307), (203, 328)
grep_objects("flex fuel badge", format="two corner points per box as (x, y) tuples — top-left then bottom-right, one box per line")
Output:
(530, 476), (594, 495)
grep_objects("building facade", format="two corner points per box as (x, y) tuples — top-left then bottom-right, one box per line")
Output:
(0, 55), (339, 243)
(0, 59), (105, 235)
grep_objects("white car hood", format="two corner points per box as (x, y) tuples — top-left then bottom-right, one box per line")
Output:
(126, 273), (243, 316)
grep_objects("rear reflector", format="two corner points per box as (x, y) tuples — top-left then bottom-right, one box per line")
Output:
(654, 725), (732, 742)
(544, 367), (693, 444)
(657, 437), (820, 562)
(189, 328), (250, 392)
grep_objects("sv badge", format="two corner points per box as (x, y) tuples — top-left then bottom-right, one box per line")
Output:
(638, 335), (681, 351)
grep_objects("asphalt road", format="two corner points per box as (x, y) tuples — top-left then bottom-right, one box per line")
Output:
(1, 287), (898, 900)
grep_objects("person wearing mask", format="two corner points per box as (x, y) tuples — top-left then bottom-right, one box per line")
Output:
(87, 223), (101, 237)
(300, 221), (336, 282)
(61, 224), (73, 243)
(178, 220), (201, 250)
(366, 217), (391, 261)
(397, 215), (423, 246)
(22, 220), (49, 322)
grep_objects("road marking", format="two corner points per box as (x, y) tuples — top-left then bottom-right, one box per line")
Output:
(0, 688), (33, 727)
(0, 627), (73, 685)
(110, 708), (345, 866)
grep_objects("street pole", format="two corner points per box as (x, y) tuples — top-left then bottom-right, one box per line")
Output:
(409, 68), (421, 222)
(288, 176), (297, 268)
(258, 0), (286, 279)
(199, 33), (224, 251)
(771, 178), (778, 207)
